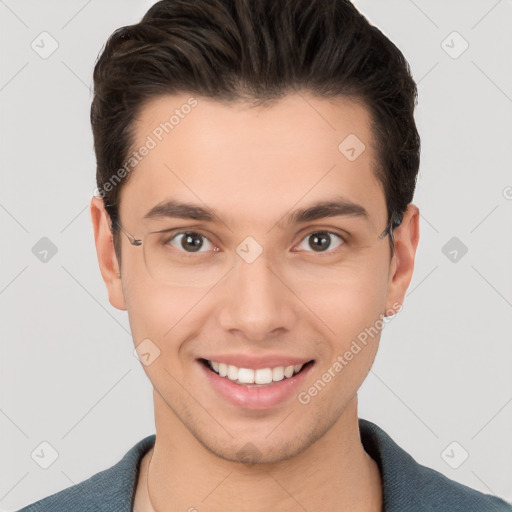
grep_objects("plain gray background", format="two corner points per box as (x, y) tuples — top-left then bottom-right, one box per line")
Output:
(1, 0), (511, 509)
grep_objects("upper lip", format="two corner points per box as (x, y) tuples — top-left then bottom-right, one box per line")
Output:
(199, 354), (314, 369)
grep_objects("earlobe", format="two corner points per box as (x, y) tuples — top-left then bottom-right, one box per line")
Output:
(90, 196), (127, 311)
(385, 203), (420, 314)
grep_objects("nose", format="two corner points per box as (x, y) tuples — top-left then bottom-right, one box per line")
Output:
(218, 251), (297, 342)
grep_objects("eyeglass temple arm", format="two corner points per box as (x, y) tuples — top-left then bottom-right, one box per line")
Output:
(378, 212), (403, 240)
(112, 221), (143, 246)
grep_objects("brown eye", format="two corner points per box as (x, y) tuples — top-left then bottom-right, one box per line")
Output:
(168, 232), (214, 253)
(297, 231), (345, 253)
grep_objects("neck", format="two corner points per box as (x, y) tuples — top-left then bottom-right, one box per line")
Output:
(136, 394), (382, 512)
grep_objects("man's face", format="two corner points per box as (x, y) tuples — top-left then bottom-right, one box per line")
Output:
(94, 92), (416, 464)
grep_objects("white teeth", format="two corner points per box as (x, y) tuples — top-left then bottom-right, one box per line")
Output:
(227, 365), (239, 381)
(284, 365), (294, 378)
(254, 368), (273, 385)
(238, 368), (255, 384)
(272, 366), (284, 382)
(207, 360), (305, 385)
(218, 362), (228, 377)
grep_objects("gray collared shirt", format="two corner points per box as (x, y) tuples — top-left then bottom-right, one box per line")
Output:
(17, 419), (511, 511)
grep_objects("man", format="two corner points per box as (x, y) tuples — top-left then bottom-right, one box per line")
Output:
(18, 0), (511, 510)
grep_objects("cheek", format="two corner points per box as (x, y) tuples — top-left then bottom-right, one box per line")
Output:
(296, 260), (389, 397)
(307, 275), (386, 405)
(301, 260), (389, 339)
(123, 274), (210, 349)
(120, 249), (176, 340)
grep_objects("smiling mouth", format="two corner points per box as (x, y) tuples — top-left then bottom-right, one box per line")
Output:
(199, 358), (315, 386)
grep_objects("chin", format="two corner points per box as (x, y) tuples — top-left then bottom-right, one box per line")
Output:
(193, 420), (333, 466)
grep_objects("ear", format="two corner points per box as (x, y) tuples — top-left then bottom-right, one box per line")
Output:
(385, 203), (420, 315)
(90, 196), (127, 311)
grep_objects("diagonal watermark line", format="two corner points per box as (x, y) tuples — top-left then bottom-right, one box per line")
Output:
(471, 471), (498, 495)
(162, 368), (234, 438)
(265, 472), (310, 511)
(201, 471), (233, 502)
(61, 0), (92, 29)
(417, 62), (439, 85)
(61, 470), (76, 485)
(297, 91), (336, 130)
(406, 265), (439, 297)
(469, 204), (499, 233)
(164, 163), (233, 233)
(471, 0), (503, 30)
(419, 212), (439, 233)
(471, 396), (512, 439)
(0, 203), (29, 232)
(266, 164), (337, 234)
(163, 266), (235, 338)
(371, 370), (439, 438)
(266, 265), (336, 335)
(61, 60), (91, 91)
(471, 265), (512, 308)
(0, 0), (29, 28)
(61, 369), (132, 439)
(61, 203), (88, 233)
(0, 472), (29, 501)
(265, 410), (294, 438)
(0, 408), (29, 438)
(0, 265), (28, 296)
(407, 0), (439, 29)
(472, 61), (512, 103)
(0, 61), (29, 92)
(61, 265), (131, 334)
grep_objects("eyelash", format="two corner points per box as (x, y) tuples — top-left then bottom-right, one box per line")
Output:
(164, 230), (347, 255)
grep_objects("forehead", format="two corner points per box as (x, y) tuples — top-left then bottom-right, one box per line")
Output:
(120, 92), (385, 230)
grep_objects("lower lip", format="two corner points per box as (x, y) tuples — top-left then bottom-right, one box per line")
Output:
(199, 360), (314, 410)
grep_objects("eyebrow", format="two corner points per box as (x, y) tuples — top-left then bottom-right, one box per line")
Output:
(281, 196), (369, 226)
(143, 196), (369, 227)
